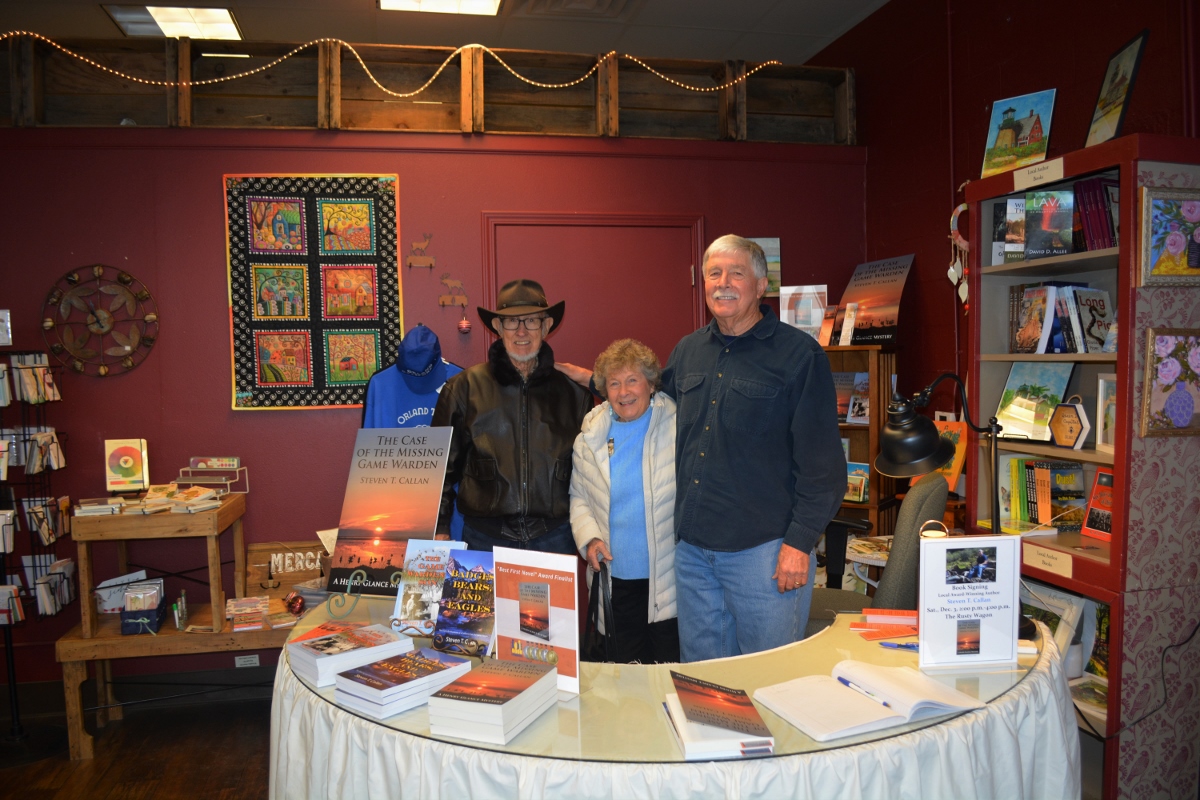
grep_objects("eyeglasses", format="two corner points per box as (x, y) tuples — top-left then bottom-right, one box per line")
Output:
(499, 316), (547, 331)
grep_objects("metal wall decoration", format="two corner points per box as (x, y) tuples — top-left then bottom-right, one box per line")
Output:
(42, 265), (159, 377)
(225, 174), (402, 409)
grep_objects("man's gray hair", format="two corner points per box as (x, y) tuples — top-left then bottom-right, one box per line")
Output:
(703, 234), (768, 280)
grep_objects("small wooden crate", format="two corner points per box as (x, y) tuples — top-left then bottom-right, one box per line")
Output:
(244, 540), (326, 600)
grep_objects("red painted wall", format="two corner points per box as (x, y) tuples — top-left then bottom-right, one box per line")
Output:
(0, 128), (865, 678)
(809, 0), (1198, 409)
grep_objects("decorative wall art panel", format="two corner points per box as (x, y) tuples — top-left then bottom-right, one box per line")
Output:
(226, 174), (401, 409)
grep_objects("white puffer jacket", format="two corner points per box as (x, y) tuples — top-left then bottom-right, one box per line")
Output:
(569, 393), (677, 623)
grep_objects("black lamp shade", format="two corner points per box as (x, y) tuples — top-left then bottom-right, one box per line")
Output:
(874, 393), (957, 477)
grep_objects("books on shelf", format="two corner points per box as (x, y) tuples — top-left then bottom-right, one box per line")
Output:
(844, 462), (869, 503)
(832, 372), (857, 422)
(975, 518), (1058, 537)
(753, 659), (983, 742)
(1004, 198), (1026, 262)
(1013, 285), (1054, 354)
(1082, 466), (1114, 542)
(995, 362), (1075, 442)
(1073, 288), (1113, 353)
(1025, 191), (1075, 260)
(226, 595), (270, 618)
(817, 304), (838, 346)
(232, 611), (265, 632)
(665, 671), (774, 759)
(392, 539), (466, 636)
(0, 585), (24, 625)
(287, 623), (413, 687)
(427, 660), (558, 745)
(334, 647), (472, 719)
(846, 372), (870, 425)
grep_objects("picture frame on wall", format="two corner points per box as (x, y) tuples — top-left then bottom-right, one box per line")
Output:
(748, 237), (781, 297)
(1140, 187), (1200, 286)
(1096, 373), (1118, 453)
(1141, 329), (1200, 437)
(1084, 29), (1148, 148)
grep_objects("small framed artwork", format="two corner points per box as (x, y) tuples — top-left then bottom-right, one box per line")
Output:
(1141, 329), (1200, 437)
(1085, 29), (1148, 148)
(1095, 374), (1117, 453)
(980, 88), (1057, 179)
(1141, 187), (1200, 286)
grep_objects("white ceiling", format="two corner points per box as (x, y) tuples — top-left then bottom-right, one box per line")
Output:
(0, 0), (889, 64)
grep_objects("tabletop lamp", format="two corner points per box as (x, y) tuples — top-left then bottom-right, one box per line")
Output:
(874, 372), (1003, 536)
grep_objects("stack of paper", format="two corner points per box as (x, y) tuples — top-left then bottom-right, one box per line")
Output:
(427, 660), (558, 745)
(287, 624), (413, 687)
(334, 647), (472, 719)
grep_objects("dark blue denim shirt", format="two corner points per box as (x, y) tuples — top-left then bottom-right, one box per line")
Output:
(660, 305), (846, 553)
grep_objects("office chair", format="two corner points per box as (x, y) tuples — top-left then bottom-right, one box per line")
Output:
(805, 471), (949, 638)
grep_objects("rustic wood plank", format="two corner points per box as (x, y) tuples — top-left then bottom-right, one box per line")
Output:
(10, 35), (41, 126)
(61, 660), (92, 760)
(176, 37), (192, 127)
(191, 95), (317, 128)
(460, 45), (483, 133)
(618, 69), (720, 113)
(232, 518), (246, 601)
(318, 39), (341, 129)
(745, 77), (835, 116)
(207, 534), (224, 633)
(836, 68), (856, 145)
(339, 61), (461, 103)
(485, 102), (595, 135)
(719, 60), (746, 141)
(340, 98), (460, 131)
(483, 69), (594, 107)
(746, 113), (836, 144)
(41, 48), (166, 95)
(77, 540), (97, 638)
(596, 52), (617, 136)
(55, 607), (289, 662)
(191, 56), (317, 96)
(619, 107), (719, 141)
(42, 94), (167, 126)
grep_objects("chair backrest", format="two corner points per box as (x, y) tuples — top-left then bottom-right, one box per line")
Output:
(871, 472), (949, 610)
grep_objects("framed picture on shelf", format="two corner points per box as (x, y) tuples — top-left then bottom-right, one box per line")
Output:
(1141, 329), (1200, 437)
(980, 89), (1057, 179)
(995, 362), (1075, 442)
(1096, 373), (1117, 453)
(1084, 29), (1148, 148)
(1140, 188), (1200, 286)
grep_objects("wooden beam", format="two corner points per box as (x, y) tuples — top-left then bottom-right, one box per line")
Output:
(719, 60), (746, 141)
(460, 44), (483, 133)
(835, 67), (857, 145)
(10, 34), (42, 127)
(595, 52), (618, 136)
(166, 37), (192, 127)
(318, 39), (342, 129)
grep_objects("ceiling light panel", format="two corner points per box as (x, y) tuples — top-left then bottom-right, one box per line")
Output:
(146, 6), (242, 40)
(379, 0), (503, 15)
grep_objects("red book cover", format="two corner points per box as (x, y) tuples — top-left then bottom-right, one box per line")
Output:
(1082, 467), (1114, 542)
(670, 671), (772, 738)
(291, 620), (365, 643)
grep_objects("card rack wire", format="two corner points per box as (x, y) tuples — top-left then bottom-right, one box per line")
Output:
(174, 465), (249, 495)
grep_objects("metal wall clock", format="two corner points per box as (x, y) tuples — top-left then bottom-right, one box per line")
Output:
(42, 265), (159, 376)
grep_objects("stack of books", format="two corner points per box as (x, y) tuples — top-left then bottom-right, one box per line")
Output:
(427, 660), (557, 744)
(74, 497), (124, 517)
(226, 595), (270, 632)
(334, 647), (472, 719)
(287, 624), (413, 687)
(663, 672), (775, 760)
(169, 486), (222, 513)
(124, 484), (179, 514)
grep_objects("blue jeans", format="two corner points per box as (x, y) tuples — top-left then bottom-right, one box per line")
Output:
(461, 520), (579, 556)
(675, 538), (816, 662)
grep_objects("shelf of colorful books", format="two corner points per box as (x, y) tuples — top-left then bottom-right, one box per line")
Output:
(979, 353), (1117, 363)
(979, 247), (1120, 278)
(986, 440), (1116, 467)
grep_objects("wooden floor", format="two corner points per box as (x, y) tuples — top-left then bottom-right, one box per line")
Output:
(0, 699), (271, 800)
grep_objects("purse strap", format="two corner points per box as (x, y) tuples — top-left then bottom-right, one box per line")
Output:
(586, 561), (616, 661)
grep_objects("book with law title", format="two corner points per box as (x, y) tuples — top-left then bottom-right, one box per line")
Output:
(427, 659), (558, 745)
(333, 647), (472, 720)
(286, 623), (413, 687)
(327, 427), (453, 597)
(665, 671), (774, 760)
(432, 549), (496, 658)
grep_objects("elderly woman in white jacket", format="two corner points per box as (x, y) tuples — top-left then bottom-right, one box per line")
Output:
(570, 339), (678, 663)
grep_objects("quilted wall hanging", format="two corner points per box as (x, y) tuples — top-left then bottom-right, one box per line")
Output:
(224, 174), (402, 409)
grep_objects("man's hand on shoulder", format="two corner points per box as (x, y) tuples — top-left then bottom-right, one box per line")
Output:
(554, 361), (593, 387)
(771, 542), (810, 594)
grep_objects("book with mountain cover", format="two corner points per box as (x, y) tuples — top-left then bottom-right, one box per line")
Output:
(432, 549), (496, 657)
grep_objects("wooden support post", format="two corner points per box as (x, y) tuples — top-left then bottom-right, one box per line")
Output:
(595, 52), (618, 137)
(460, 44), (484, 133)
(166, 37), (192, 128)
(318, 39), (342, 130)
(207, 534), (224, 633)
(9, 34), (41, 127)
(76, 541), (97, 638)
(719, 60), (746, 141)
(62, 661), (93, 760)
(835, 68), (857, 145)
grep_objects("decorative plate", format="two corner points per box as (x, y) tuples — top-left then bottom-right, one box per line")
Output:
(42, 265), (159, 377)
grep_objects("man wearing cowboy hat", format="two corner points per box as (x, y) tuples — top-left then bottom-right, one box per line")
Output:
(432, 279), (592, 554)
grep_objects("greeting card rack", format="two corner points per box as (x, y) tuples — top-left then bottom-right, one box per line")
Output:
(0, 352), (70, 765)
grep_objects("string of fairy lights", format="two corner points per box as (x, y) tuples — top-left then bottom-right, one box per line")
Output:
(0, 31), (781, 97)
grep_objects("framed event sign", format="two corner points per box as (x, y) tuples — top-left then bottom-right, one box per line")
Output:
(1141, 329), (1200, 437)
(1140, 187), (1200, 286)
(225, 174), (401, 409)
(919, 535), (1020, 672)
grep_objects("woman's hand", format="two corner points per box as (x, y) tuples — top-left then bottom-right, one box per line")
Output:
(584, 538), (613, 572)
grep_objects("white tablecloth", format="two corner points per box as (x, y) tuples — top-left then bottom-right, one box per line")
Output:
(270, 619), (1079, 800)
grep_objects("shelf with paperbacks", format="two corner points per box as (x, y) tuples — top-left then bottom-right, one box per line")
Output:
(967, 157), (1127, 603)
(824, 345), (897, 539)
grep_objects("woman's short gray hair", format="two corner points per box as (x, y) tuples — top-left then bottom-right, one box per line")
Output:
(593, 339), (661, 392)
(703, 234), (768, 280)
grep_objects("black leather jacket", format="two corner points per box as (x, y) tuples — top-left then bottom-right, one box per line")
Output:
(432, 340), (592, 540)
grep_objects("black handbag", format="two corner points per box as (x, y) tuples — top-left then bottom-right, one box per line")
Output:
(582, 561), (616, 662)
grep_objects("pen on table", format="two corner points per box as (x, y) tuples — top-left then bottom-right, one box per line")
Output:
(837, 676), (891, 707)
(879, 641), (919, 651)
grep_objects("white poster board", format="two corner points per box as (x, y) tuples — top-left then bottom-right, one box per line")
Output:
(919, 535), (1020, 672)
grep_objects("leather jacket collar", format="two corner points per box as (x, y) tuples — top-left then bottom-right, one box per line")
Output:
(487, 339), (558, 386)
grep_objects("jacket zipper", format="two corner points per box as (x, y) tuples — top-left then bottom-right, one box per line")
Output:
(520, 379), (529, 517)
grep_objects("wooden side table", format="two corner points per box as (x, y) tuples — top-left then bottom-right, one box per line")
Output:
(71, 493), (247, 637)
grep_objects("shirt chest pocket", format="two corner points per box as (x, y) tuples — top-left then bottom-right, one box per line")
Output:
(675, 373), (707, 426)
(722, 378), (783, 434)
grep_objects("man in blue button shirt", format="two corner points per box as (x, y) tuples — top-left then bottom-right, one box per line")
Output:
(559, 234), (845, 660)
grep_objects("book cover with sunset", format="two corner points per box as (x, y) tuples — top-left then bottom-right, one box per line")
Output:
(431, 659), (555, 706)
(336, 647), (470, 698)
(835, 255), (914, 345)
(327, 427), (452, 596)
(670, 671), (772, 738)
(493, 547), (579, 693)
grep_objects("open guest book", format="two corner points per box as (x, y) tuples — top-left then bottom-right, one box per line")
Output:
(752, 660), (984, 742)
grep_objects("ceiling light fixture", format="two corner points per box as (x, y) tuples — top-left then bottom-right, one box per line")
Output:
(147, 7), (242, 40)
(378, 0), (503, 15)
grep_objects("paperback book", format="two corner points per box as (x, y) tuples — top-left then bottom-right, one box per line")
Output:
(1013, 286), (1054, 354)
(432, 549), (496, 658)
(1072, 289), (1113, 353)
(817, 304), (838, 346)
(333, 647), (472, 719)
(427, 660), (558, 745)
(846, 372), (870, 425)
(663, 694), (774, 761)
(392, 539), (466, 636)
(287, 623), (413, 687)
(104, 438), (149, 493)
(1082, 467), (1114, 542)
(844, 462), (870, 503)
(832, 372), (858, 422)
(834, 255), (914, 345)
(753, 660), (983, 742)
(668, 671), (774, 758)
(995, 362), (1075, 442)
(1025, 191), (1075, 260)
(493, 547), (580, 694)
(1004, 198), (1026, 262)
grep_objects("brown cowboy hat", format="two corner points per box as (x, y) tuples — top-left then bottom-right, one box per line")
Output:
(478, 279), (565, 334)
